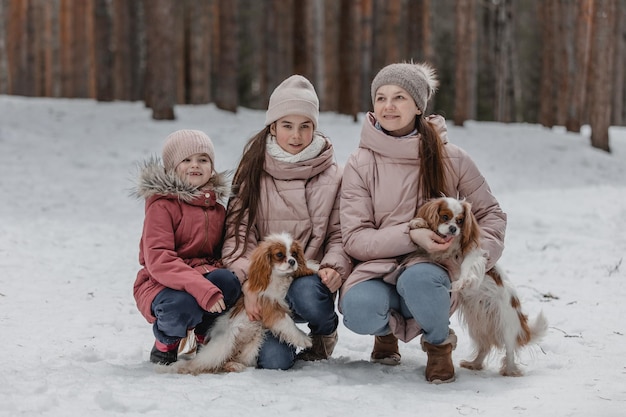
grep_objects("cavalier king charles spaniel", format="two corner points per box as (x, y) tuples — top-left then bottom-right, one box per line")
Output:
(409, 197), (547, 376)
(169, 232), (315, 374)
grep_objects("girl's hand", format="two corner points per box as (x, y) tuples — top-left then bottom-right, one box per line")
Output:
(208, 296), (226, 313)
(409, 228), (454, 253)
(242, 281), (262, 321)
(318, 267), (342, 293)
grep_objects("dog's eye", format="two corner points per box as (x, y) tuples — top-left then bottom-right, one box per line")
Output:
(291, 251), (298, 258)
(275, 252), (284, 260)
(456, 218), (464, 225)
(441, 215), (450, 221)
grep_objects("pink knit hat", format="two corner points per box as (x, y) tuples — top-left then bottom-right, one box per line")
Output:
(162, 129), (215, 172)
(264, 75), (319, 129)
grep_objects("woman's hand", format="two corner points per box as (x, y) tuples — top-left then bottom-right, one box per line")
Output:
(409, 228), (454, 253)
(318, 267), (342, 293)
(242, 281), (262, 321)
(207, 296), (226, 313)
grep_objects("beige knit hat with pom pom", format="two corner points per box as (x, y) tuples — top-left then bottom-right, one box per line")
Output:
(371, 62), (439, 112)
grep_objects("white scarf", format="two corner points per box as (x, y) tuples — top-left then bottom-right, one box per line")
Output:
(265, 133), (326, 163)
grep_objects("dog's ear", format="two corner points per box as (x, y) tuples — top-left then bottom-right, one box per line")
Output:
(416, 199), (442, 231)
(460, 200), (481, 253)
(293, 240), (315, 278)
(248, 241), (272, 292)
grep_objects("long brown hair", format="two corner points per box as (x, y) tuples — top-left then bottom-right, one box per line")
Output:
(416, 115), (449, 199)
(224, 126), (271, 260)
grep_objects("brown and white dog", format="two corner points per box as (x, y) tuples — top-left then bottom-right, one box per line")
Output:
(168, 232), (314, 374)
(409, 197), (547, 376)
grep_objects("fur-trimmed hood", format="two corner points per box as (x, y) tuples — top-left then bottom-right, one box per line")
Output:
(131, 156), (231, 206)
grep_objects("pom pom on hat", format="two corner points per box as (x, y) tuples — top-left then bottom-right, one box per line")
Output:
(162, 129), (215, 172)
(370, 62), (439, 112)
(265, 75), (319, 129)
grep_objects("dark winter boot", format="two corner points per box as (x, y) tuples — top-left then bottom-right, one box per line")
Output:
(421, 329), (457, 384)
(150, 341), (179, 365)
(370, 334), (401, 366)
(297, 330), (338, 361)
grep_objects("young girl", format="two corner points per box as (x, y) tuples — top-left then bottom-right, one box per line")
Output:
(222, 75), (352, 370)
(339, 63), (507, 383)
(132, 129), (241, 365)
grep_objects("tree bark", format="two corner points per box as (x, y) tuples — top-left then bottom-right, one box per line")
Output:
(338, 0), (360, 120)
(93, 0), (113, 101)
(187, 0), (212, 104)
(145, 0), (176, 120)
(588, 0), (616, 152)
(538, 1), (556, 127)
(454, 0), (477, 125)
(322, 0), (339, 112)
(359, 0), (373, 111)
(214, 0), (238, 112)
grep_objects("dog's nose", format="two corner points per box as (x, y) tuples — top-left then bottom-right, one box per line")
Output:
(288, 258), (296, 267)
(449, 225), (457, 234)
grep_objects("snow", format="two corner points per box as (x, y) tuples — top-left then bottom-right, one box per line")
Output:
(1, 95), (625, 417)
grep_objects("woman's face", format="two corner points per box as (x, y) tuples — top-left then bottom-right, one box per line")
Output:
(373, 85), (421, 136)
(270, 115), (314, 155)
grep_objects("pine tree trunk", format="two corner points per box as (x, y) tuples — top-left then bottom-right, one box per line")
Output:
(93, 0), (113, 101)
(322, 0), (339, 112)
(588, 0), (616, 152)
(358, 0), (373, 111)
(338, 0), (360, 120)
(611, 0), (625, 126)
(294, 0), (314, 79)
(538, 1), (556, 127)
(214, 0), (238, 112)
(145, 0), (176, 120)
(187, 0), (212, 104)
(0, 0), (7, 94)
(7, 0), (35, 96)
(566, 0), (593, 132)
(454, 0), (477, 125)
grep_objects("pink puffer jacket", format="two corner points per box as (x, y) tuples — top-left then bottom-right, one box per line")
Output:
(132, 158), (230, 323)
(222, 135), (352, 287)
(340, 113), (507, 341)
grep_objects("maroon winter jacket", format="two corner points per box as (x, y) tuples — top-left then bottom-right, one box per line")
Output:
(132, 158), (230, 323)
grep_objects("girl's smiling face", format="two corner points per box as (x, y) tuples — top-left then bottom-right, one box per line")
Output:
(373, 85), (421, 137)
(175, 153), (213, 187)
(270, 115), (314, 155)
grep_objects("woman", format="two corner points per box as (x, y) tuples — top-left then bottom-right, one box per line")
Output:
(339, 62), (506, 383)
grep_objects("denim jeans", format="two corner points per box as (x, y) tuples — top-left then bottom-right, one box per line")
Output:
(151, 268), (242, 345)
(256, 274), (338, 370)
(340, 262), (451, 345)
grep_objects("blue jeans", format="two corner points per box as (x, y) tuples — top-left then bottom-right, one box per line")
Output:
(340, 263), (451, 345)
(151, 269), (242, 345)
(256, 274), (338, 370)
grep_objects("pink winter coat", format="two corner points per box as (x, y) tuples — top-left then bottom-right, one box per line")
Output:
(132, 158), (231, 323)
(340, 113), (507, 341)
(222, 136), (352, 287)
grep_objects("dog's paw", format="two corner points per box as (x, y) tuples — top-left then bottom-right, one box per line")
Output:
(222, 361), (247, 373)
(408, 218), (428, 230)
(292, 334), (313, 349)
(452, 275), (480, 292)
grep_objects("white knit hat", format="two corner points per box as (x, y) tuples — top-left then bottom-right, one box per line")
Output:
(371, 62), (439, 112)
(162, 129), (215, 172)
(264, 75), (319, 129)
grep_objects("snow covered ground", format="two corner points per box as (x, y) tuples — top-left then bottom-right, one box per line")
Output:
(0, 95), (625, 416)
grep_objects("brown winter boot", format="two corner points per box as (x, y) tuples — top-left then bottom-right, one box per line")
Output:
(370, 334), (401, 366)
(297, 330), (338, 361)
(421, 329), (457, 384)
